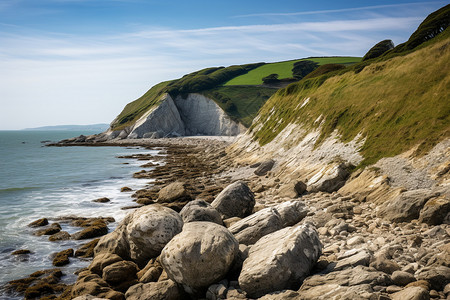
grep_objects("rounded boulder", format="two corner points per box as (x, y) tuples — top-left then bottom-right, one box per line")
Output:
(211, 181), (255, 219)
(160, 222), (239, 293)
(180, 199), (223, 225)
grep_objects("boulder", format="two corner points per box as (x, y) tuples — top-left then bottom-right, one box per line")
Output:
(49, 231), (71, 241)
(370, 256), (401, 274)
(94, 223), (130, 259)
(392, 271), (416, 286)
(228, 207), (283, 245)
(75, 239), (100, 258)
(238, 223), (322, 298)
(274, 200), (308, 226)
(52, 249), (74, 266)
(254, 159), (275, 176)
(102, 260), (138, 286)
(332, 249), (372, 271)
(72, 221), (108, 240)
(161, 222), (239, 293)
(125, 279), (184, 300)
(92, 197), (110, 203)
(211, 181), (255, 219)
(89, 253), (123, 275)
(157, 181), (191, 203)
(34, 223), (61, 236)
(419, 196), (450, 225)
(416, 265), (450, 291)
(391, 286), (430, 300)
(125, 204), (183, 266)
(121, 187), (132, 192)
(307, 163), (349, 193)
(179, 199), (222, 225)
(377, 189), (440, 223)
(71, 271), (119, 299)
(28, 218), (49, 227)
(279, 181), (307, 198)
(137, 258), (163, 283)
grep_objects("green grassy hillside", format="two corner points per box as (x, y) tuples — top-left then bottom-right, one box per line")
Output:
(224, 57), (361, 86)
(250, 30), (450, 167)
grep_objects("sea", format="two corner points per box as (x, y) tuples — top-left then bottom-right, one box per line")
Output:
(0, 130), (158, 298)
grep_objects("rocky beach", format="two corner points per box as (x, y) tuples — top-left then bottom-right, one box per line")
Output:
(3, 133), (448, 300)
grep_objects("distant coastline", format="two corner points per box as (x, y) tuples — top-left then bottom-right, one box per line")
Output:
(22, 123), (109, 131)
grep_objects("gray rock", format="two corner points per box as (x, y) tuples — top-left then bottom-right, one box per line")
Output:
(274, 200), (308, 226)
(332, 249), (372, 271)
(125, 280), (183, 300)
(238, 223), (322, 298)
(377, 189), (440, 222)
(211, 181), (255, 219)
(370, 256), (401, 274)
(254, 160), (275, 176)
(157, 181), (191, 203)
(179, 199), (222, 225)
(419, 196), (450, 225)
(392, 271), (416, 286)
(391, 286), (430, 300)
(228, 207), (283, 245)
(307, 163), (349, 193)
(416, 265), (450, 291)
(161, 222), (239, 293)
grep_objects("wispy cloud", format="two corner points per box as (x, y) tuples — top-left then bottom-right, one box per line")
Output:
(233, 1), (447, 18)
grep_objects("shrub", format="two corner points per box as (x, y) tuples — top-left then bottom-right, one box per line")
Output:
(362, 40), (395, 61)
(292, 60), (319, 79)
(262, 73), (280, 84)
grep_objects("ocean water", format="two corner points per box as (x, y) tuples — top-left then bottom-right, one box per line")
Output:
(0, 130), (158, 298)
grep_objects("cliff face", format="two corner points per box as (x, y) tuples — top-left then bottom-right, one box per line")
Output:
(107, 93), (243, 139)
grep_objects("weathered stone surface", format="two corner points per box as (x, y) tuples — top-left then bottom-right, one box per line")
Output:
(279, 181), (307, 198)
(416, 265), (450, 291)
(34, 223), (61, 236)
(377, 189), (440, 222)
(307, 163), (349, 193)
(161, 222), (239, 293)
(71, 220), (108, 240)
(391, 286), (430, 300)
(229, 207), (283, 245)
(94, 223), (130, 259)
(75, 239), (100, 258)
(211, 181), (255, 219)
(125, 204), (183, 266)
(28, 218), (49, 227)
(137, 258), (163, 283)
(125, 279), (184, 300)
(419, 196), (450, 225)
(392, 271), (416, 286)
(48, 231), (71, 241)
(179, 199), (222, 225)
(102, 260), (138, 285)
(157, 181), (191, 203)
(71, 271), (119, 299)
(89, 253), (123, 275)
(238, 223), (322, 298)
(52, 248), (74, 266)
(274, 200), (308, 227)
(332, 249), (372, 271)
(254, 159), (275, 176)
(92, 197), (110, 203)
(370, 256), (401, 274)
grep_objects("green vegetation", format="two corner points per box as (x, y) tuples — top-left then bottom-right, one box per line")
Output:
(303, 64), (346, 80)
(292, 60), (319, 79)
(202, 86), (277, 127)
(251, 35), (450, 167)
(262, 74), (280, 84)
(362, 40), (394, 61)
(224, 57), (361, 86)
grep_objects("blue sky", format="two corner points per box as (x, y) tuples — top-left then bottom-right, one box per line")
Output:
(0, 0), (446, 130)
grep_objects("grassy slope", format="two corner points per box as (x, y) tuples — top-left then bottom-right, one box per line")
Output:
(251, 34), (450, 167)
(224, 57), (361, 86)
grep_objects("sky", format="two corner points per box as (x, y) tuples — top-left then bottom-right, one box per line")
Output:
(0, 0), (446, 130)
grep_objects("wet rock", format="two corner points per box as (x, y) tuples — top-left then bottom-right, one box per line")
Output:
(391, 286), (430, 300)
(157, 181), (191, 203)
(161, 222), (239, 294)
(392, 270), (416, 286)
(52, 249), (74, 266)
(75, 238), (100, 258)
(307, 163), (350, 193)
(34, 223), (61, 236)
(11, 249), (32, 255)
(254, 159), (275, 176)
(92, 197), (110, 203)
(211, 181), (255, 219)
(238, 223), (322, 298)
(179, 199), (223, 225)
(28, 218), (49, 227)
(72, 220), (108, 240)
(49, 230), (71, 241)
(121, 186), (132, 192)
(229, 207), (283, 245)
(377, 189), (440, 222)
(125, 279), (184, 300)
(419, 196), (450, 225)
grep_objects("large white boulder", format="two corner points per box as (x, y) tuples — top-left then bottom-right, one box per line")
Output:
(238, 223), (322, 298)
(160, 222), (239, 294)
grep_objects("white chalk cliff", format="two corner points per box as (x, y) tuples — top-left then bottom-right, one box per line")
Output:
(109, 93), (244, 139)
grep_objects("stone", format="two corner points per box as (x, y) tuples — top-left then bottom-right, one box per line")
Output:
(125, 204), (183, 266)
(72, 221), (108, 240)
(229, 207), (283, 245)
(238, 223), (322, 298)
(279, 181), (307, 198)
(332, 249), (372, 271)
(34, 223), (61, 236)
(223, 217), (241, 228)
(125, 279), (184, 300)
(49, 231), (71, 241)
(12, 249), (32, 255)
(211, 181), (255, 219)
(377, 189), (440, 223)
(157, 181), (191, 203)
(161, 222), (239, 293)
(179, 199), (223, 225)
(52, 249), (74, 266)
(94, 223), (130, 259)
(102, 260), (138, 285)
(71, 271), (115, 299)
(206, 283), (227, 299)
(274, 200), (308, 227)
(370, 256), (401, 274)
(419, 196), (450, 225)
(392, 271), (416, 286)
(92, 197), (110, 203)
(416, 266), (450, 291)
(121, 187), (132, 192)
(347, 235), (365, 246)
(254, 159), (275, 176)
(75, 239), (100, 258)
(307, 163), (350, 193)
(28, 218), (49, 227)
(89, 253), (123, 275)
(391, 286), (430, 300)
(406, 280), (431, 291)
